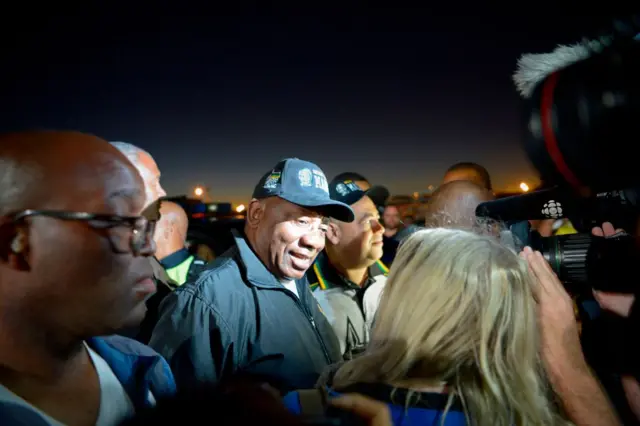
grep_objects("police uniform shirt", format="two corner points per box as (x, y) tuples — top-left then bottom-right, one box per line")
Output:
(307, 252), (388, 359)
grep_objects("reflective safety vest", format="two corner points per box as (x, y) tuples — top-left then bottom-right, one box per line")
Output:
(166, 256), (208, 285)
(161, 248), (208, 286)
(554, 220), (578, 236)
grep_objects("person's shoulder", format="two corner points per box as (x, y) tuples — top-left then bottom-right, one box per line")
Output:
(371, 274), (388, 286)
(91, 335), (164, 358)
(178, 248), (242, 295)
(168, 247), (248, 316)
(90, 336), (177, 397)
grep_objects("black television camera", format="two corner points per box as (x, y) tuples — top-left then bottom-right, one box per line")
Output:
(476, 18), (640, 294)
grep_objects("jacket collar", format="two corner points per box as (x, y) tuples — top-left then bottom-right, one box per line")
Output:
(86, 336), (176, 410)
(159, 248), (191, 269)
(312, 251), (388, 291)
(231, 229), (308, 289)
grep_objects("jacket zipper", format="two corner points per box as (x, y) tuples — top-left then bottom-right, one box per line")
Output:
(281, 288), (332, 363)
(307, 314), (331, 363)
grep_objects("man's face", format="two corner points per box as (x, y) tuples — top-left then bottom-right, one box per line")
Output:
(19, 154), (156, 336)
(335, 196), (384, 268)
(138, 152), (167, 208)
(383, 205), (401, 230)
(254, 198), (326, 281)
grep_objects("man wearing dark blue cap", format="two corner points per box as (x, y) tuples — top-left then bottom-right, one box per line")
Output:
(306, 176), (388, 359)
(149, 158), (352, 393)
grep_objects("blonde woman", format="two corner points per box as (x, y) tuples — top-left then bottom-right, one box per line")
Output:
(284, 228), (571, 426)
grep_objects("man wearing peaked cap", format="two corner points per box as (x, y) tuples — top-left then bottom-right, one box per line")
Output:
(150, 158), (350, 393)
(331, 172), (390, 214)
(306, 175), (389, 359)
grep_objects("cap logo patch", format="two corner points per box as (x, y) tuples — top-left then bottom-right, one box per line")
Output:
(264, 171), (281, 189)
(313, 170), (329, 193)
(343, 180), (361, 192)
(335, 183), (348, 196)
(298, 168), (313, 187)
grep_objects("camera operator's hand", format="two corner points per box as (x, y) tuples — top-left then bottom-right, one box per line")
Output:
(521, 246), (622, 425)
(591, 222), (636, 317)
(520, 247), (585, 370)
(329, 393), (392, 426)
(591, 221), (623, 237)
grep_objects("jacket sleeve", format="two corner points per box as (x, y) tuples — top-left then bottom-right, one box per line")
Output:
(148, 288), (240, 390)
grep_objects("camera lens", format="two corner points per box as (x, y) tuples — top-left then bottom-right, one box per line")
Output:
(533, 232), (638, 294)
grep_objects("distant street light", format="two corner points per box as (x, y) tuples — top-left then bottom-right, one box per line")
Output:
(236, 204), (246, 213)
(194, 186), (204, 197)
(520, 182), (530, 192)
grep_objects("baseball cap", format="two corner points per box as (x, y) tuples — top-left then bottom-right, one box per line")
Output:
(253, 159), (355, 222)
(329, 176), (390, 209)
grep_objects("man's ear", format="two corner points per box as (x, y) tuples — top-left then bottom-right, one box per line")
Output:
(246, 199), (265, 229)
(0, 221), (30, 270)
(325, 220), (341, 245)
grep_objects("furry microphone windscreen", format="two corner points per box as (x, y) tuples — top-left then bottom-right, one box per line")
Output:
(512, 37), (612, 99)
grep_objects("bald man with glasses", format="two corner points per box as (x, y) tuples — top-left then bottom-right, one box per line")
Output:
(0, 131), (175, 426)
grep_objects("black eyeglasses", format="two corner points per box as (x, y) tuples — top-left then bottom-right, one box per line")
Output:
(11, 209), (157, 256)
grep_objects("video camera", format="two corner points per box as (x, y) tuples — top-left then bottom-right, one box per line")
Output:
(476, 17), (640, 294)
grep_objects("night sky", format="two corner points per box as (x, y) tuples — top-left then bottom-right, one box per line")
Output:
(1, 10), (616, 205)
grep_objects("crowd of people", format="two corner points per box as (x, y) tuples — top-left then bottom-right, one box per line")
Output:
(0, 130), (638, 426)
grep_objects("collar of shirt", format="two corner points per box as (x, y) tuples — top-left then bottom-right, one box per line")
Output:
(309, 251), (388, 292)
(159, 248), (191, 269)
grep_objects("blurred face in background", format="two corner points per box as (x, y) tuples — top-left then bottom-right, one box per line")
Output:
(383, 205), (402, 231)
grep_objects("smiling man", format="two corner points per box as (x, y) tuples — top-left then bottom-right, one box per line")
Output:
(149, 158), (353, 393)
(307, 176), (389, 359)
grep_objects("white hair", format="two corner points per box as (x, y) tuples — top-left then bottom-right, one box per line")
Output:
(513, 37), (612, 99)
(110, 141), (152, 167)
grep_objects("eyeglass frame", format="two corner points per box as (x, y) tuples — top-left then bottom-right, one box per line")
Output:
(10, 209), (157, 256)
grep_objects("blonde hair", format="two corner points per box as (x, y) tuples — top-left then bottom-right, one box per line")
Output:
(332, 228), (570, 426)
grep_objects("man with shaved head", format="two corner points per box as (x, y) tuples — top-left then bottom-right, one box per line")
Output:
(154, 201), (207, 286)
(442, 162), (493, 192)
(425, 180), (495, 232)
(0, 131), (175, 426)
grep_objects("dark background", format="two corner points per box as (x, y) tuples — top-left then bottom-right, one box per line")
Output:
(1, 9), (620, 204)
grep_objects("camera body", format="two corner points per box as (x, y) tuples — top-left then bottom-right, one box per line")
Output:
(477, 20), (640, 294)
